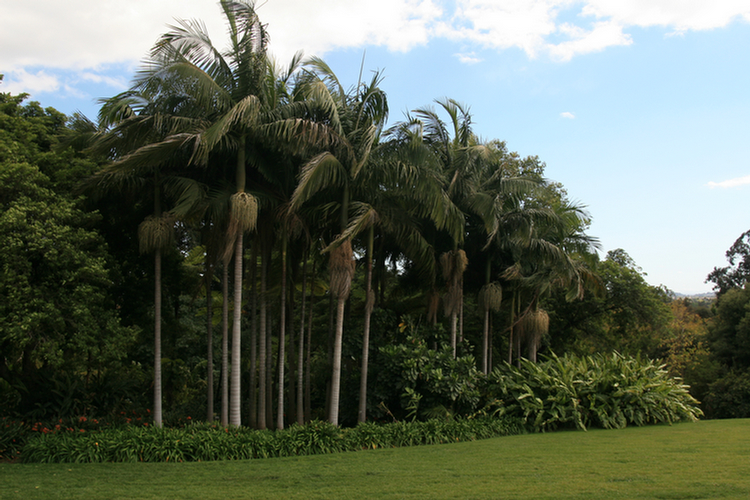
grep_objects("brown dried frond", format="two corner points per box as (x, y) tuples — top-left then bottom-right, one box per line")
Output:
(329, 239), (355, 298)
(230, 191), (258, 233)
(522, 309), (549, 339)
(440, 249), (469, 283)
(454, 249), (468, 276)
(502, 263), (523, 281)
(138, 214), (175, 254)
(479, 282), (503, 312)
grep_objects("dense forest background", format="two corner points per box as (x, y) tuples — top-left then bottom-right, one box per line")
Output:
(2, 1), (749, 428)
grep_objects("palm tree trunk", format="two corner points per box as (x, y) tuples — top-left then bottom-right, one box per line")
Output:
(305, 259), (316, 423)
(276, 229), (288, 430)
(296, 248), (308, 425)
(488, 313), (494, 370)
(229, 233), (243, 427)
(358, 226), (375, 423)
(266, 321), (273, 428)
(258, 243), (267, 429)
(450, 312), (458, 358)
(248, 243), (258, 428)
(221, 264), (229, 426)
(154, 247), (163, 427)
(482, 307), (489, 374)
(206, 263), (214, 421)
(329, 295), (346, 426)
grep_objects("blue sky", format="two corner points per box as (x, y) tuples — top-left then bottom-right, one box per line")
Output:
(2, 0), (749, 294)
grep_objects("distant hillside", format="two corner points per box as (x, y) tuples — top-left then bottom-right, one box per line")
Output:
(674, 292), (716, 302)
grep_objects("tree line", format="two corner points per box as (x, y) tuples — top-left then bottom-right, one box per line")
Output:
(1, 0), (747, 427)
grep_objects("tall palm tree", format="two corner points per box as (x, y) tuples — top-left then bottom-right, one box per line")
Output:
(290, 59), (388, 425)
(326, 137), (437, 422)
(85, 79), (208, 427)
(136, 0), (275, 426)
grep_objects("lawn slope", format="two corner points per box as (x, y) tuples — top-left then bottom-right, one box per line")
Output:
(2, 419), (749, 499)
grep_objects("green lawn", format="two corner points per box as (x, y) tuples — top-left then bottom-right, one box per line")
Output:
(2, 419), (749, 499)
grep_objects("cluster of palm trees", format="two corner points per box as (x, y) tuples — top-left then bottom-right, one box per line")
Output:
(84, 0), (599, 429)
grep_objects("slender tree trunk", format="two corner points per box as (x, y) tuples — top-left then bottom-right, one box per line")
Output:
(459, 293), (464, 345)
(296, 249), (308, 425)
(229, 233), (243, 427)
(276, 229), (288, 430)
(358, 226), (375, 423)
(154, 248), (163, 427)
(450, 312), (458, 358)
(329, 295), (346, 426)
(206, 263), (214, 422)
(482, 307), (489, 374)
(221, 264), (229, 426)
(258, 244), (267, 429)
(287, 266), (296, 427)
(325, 292), (334, 416)
(266, 319), (273, 428)
(488, 313), (494, 371)
(248, 243), (258, 428)
(305, 259), (316, 423)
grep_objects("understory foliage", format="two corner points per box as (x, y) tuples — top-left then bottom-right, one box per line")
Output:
(6, 351), (703, 463)
(487, 353), (703, 432)
(18, 417), (523, 463)
(379, 335), (482, 420)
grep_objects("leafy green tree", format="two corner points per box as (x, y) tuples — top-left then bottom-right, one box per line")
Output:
(707, 230), (750, 294)
(0, 161), (136, 415)
(546, 249), (671, 358)
(708, 286), (750, 370)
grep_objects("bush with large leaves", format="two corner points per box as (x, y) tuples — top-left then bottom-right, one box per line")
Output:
(487, 353), (702, 431)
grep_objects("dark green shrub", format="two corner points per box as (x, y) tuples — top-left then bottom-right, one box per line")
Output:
(702, 370), (750, 419)
(380, 335), (482, 419)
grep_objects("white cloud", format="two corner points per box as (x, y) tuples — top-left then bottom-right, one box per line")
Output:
(79, 72), (128, 90)
(581, 0), (750, 32)
(2, 69), (60, 94)
(560, 111), (576, 119)
(442, 0), (561, 57)
(546, 20), (632, 61)
(455, 52), (482, 64)
(707, 175), (750, 188)
(1, 0), (749, 78)
(261, 0), (443, 61)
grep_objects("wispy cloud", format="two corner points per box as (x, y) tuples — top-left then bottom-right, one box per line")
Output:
(455, 52), (482, 64)
(80, 72), (128, 90)
(3, 69), (59, 94)
(707, 175), (750, 188)
(560, 111), (576, 119)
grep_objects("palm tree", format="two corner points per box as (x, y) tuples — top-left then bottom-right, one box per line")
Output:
(501, 198), (601, 364)
(290, 59), (388, 425)
(325, 138), (437, 422)
(135, 0), (275, 426)
(83, 68), (217, 426)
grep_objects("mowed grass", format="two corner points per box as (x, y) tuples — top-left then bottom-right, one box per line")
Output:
(2, 419), (749, 500)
